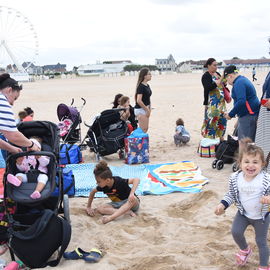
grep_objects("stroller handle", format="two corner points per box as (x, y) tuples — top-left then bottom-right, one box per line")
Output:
(70, 97), (86, 107)
(84, 121), (91, 128)
(81, 97), (86, 105)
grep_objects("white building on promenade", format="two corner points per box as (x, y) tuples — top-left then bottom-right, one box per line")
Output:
(77, 60), (132, 76)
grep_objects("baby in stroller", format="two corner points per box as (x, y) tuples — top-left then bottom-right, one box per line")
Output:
(6, 137), (50, 199)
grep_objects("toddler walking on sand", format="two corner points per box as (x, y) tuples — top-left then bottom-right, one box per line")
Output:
(215, 138), (270, 270)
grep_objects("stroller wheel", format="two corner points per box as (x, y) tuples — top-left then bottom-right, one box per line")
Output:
(95, 153), (101, 162)
(63, 194), (71, 223)
(232, 162), (238, 172)
(118, 149), (125, 160)
(212, 159), (218, 169)
(216, 160), (224, 170)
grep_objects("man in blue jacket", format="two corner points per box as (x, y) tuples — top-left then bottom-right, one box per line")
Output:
(223, 65), (260, 141)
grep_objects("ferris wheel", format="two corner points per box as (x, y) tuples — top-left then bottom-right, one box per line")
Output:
(0, 6), (38, 73)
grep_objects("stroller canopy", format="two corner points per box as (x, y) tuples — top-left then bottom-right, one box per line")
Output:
(57, 103), (80, 122)
(17, 121), (60, 156)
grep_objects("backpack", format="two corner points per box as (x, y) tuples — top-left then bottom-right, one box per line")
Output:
(9, 209), (71, 269)
(59, 144), (82, 165)
(51, 168), (75, 197)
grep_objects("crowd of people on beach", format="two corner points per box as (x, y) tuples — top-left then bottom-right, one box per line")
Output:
(0, 59), (270, 269)
(201, 58), (270, 269)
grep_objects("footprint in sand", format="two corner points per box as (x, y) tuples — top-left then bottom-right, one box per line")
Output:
(166, 190), (218, 220)
(134, 212), (162, 228)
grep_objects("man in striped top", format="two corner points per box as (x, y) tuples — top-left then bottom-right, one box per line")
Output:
(0, 73), (39, 153)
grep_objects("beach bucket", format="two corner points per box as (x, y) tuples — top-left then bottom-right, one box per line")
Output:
(197, 138), (219, 158)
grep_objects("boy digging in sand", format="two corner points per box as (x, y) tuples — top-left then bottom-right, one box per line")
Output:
(86, 160), (140, 224)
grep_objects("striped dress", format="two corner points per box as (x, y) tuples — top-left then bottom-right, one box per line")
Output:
(255, 73), (270, 173)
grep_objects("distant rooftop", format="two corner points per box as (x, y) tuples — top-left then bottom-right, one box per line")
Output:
(224, 58), (270, 65)
(102, 60), (132, 64)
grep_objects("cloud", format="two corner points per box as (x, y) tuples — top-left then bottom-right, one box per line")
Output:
(147, 0), (204, 5)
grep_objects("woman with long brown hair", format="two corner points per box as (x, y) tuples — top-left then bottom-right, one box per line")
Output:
(134, 68), (152, 133)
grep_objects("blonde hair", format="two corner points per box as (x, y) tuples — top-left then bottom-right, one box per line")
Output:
(238, 138), (265, 167)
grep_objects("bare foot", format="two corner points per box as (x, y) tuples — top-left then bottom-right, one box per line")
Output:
(129, 210), (136, 217)
(102, 216), (112, 224)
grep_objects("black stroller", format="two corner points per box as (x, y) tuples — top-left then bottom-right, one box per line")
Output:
(212, 134), (239, 170)
(81, 109), (129, 160)
(57, 98), (86, 144)
(1, 121), (71, 269)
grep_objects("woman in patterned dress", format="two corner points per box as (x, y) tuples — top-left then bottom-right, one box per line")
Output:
(255, 71), (270, 173)
(201, 58), (227, 140)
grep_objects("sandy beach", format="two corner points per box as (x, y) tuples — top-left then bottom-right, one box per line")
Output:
(3, 71), (268, 269)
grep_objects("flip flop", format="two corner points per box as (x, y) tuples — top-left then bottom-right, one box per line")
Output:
(84, 248), (103, 263)
(63, 248), (90, 260)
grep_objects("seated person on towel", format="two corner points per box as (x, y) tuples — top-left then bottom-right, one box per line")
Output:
(86, 160), (140, 224)
(7, 137), (50, 199)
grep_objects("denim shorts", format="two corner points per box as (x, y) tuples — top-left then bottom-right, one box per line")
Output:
(108, 197), (140, 212)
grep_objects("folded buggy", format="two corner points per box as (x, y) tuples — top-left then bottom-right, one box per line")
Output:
(1, 121), (71, 269)
(57, 98), (86, 144)
(212, 134), (239, 170)
(81, 108), (129, 160)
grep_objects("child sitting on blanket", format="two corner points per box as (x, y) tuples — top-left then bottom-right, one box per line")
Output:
(86, 160), (140, 224)
(7, 137), (50, 199)
(174, 118), (190, 146)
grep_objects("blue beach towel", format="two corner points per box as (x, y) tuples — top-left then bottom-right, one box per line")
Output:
(66, 161), (209, 197)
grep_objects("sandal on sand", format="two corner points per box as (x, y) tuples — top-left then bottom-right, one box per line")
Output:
(84, 248), (103, 263)
(63, 248), (90, 260)
(236, 246), (252, 266)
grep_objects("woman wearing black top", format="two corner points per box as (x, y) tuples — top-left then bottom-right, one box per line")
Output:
(112, 93), (137, 130)
(201, 58), (227, 139)
(134, 68), (152, 133)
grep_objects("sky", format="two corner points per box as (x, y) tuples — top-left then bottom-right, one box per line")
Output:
(0, 0), (270, 70)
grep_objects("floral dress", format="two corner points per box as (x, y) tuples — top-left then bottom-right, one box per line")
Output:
(201, 74), (227, 139)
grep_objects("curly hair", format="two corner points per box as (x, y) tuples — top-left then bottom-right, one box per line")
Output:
(93, 160), (113, 179)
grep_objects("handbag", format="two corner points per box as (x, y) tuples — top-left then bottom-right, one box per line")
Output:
(125, 128), (149, 164)
(223, 86), (231, 103)
(59, 144), (82, 165)
(51, 167), (75, 197)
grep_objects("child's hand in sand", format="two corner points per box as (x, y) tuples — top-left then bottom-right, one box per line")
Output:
(215, 203), (225, 215)
(261, 196), (270, 204)
(86, 207), (96, 217)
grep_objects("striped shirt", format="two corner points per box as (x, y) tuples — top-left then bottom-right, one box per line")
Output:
(221, 170), (270, 220)
(0, 93), (17, 132)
